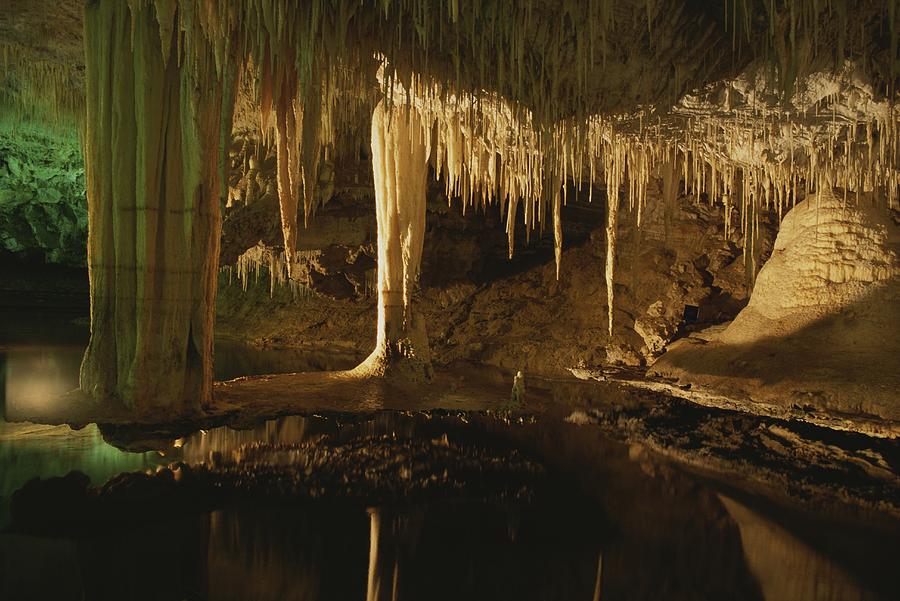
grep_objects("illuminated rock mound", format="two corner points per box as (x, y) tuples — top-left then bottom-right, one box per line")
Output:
(652, 191), (900, 421)
(721, 189), (899, 344)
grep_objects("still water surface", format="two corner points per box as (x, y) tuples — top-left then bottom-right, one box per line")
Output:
(1, 321), (898, 600)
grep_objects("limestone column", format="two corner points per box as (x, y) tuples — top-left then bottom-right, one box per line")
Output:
(79, 0), (234, 414)
(353, 101), (432, 379)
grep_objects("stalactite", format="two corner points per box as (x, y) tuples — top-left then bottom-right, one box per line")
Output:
(552, 178), (563, 280)
(604, 165), (620, 338)
(230, 243), (311, 298)
(79, 0), (235, 413)
(273, 72), (301, 277)
(352, 99), (431, 379)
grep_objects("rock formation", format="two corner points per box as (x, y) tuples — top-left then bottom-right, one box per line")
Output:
(352, 101), (432, 379)
(0, 0), (896, 420)
(78, 1), (235, 414)
(652, 190), (900, 420)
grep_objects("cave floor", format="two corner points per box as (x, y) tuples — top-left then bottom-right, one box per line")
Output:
(5, 355), (898, 521)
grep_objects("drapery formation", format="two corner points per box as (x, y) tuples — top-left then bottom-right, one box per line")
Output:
(79, 0), (235, 413)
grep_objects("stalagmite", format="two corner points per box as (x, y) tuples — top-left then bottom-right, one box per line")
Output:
(79, 0), (234, 414)
(352, 100), (432, 379)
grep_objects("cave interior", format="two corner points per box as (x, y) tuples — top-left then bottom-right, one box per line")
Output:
(0, 1), (898, 600)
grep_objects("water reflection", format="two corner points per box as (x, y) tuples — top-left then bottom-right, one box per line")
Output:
(0, 410), (897, 600)
(721, 495), (884, 601)
(0, 422), (166, 527)
(1, 331), (897, 600)
(206, 506), (367, 600)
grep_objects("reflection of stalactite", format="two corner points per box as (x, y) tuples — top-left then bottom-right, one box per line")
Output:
(366, 507), (423, 601)
(592, 552), (604, 601)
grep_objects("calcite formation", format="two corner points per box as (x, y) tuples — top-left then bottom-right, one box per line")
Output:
(651, 190), (900, 420)
(78, 0), (235, 412)
(352, 100), (432, 378)
(721, 188), (900, 344)
(2, 0), (894, 414)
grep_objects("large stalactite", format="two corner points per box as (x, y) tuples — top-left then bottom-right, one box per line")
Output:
(352, 101), (432, 379)
(79, 0), (234, 414)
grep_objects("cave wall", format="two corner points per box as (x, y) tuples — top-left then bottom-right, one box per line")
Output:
(215, 143), (775, 377)
(0, 122), (86, 265)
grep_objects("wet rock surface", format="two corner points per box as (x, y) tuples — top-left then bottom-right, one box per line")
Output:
(565, 397), (900, 516)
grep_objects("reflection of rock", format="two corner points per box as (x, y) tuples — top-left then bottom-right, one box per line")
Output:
(719, 495), (877, 601)
(652, 191), (900, 421)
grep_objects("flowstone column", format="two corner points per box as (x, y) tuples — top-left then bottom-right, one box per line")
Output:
(353, 101), (432, 379)
(79, 0), (234, 415)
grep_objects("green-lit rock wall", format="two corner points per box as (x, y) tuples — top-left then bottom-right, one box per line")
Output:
(0, 121), (86, 265)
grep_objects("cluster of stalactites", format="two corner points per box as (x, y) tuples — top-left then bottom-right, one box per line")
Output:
(370, 65), (899, 336)
(0, 44), (84, 126)
(225, 243), (313, 299)
(13, 0), (892, 131)
(253, 58), (376, 277)
(371, 71), (672, 335)
(79, 1), (899, 343)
